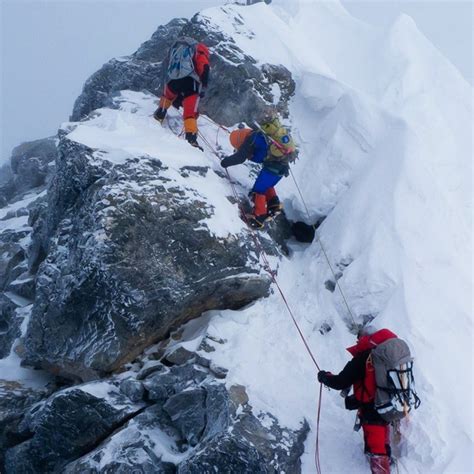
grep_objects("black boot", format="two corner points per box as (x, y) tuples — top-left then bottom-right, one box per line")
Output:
(153, 107), (167, 123)
(185, 132), (204, 151)
(245, 214), (267, 229)
(267, 196), (283, 216)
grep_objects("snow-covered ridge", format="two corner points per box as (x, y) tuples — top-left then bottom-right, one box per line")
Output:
(194, 2), (472, 473)
(0, 1), (471, 473)
(65, 91), (247, 239)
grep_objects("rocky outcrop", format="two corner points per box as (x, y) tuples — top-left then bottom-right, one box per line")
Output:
(71, 18), (186, 123)
(10, 138), (56, 194)
(0, 296), (23, 359)
(0, 138), (56, 207)
(22, 123), (272, 381)
(71, 7), (295, 126)
(0, 138), (55, 358)
(4, 382), (145, 473)
(4, 341), (307, 473)
(0, 381), (50, 468)
(1, 5), (304, 473)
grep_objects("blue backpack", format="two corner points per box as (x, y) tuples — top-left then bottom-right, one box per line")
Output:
(166, 37), (199, 82)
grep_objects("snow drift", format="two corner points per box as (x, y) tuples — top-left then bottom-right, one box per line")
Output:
(193, 1), (473, 473)
(0, 0), (472, 473)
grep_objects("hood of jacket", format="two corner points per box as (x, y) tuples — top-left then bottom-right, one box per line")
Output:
(346, 328), (397, 357)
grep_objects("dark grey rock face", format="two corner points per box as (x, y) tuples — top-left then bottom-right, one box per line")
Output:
(71, 8), (295, 126)
(0, 381), (50, 468)
(0, 138), (56, 358)
(119, 378), (145, 403)
(9, 138), (57, 195)
(4, 384), (144, 473)
(0, 231), (28, 293)
(22, 129), (271, 381)
(1, 6), (304, 473)
(0, 163), (12, 184)
(64, 405), (179, 474)
(0, 137), (56, 209)
(178, 433), (268, 473)
(163, 388), (206, 446)
(0, 226), (36, 357)
(0, 296), (22, 359)
(71, 18), (187, 122)
(3, 322), (308, 474)
(56, 346), (308, 474)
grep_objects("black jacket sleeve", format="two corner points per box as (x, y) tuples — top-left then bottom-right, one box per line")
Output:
(201, 64), (210, 88)
(322, 352), (368, 390)
(220, 133), (255, 168)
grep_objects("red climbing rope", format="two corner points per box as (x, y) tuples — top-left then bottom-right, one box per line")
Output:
(198, 127), (324, 473)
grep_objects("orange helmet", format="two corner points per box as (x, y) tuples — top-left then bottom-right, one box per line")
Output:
(230, 128), (252, 149)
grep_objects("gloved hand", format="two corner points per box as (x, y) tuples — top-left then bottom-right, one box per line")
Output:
(317, 370), (331, 384)
(199, 88), (206, 99)
(220, 158), (229, 168)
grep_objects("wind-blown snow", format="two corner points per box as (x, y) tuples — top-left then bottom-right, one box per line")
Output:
(65, 90), (248, 239)
(0, 305), (52, 388)
(2, 0), (472, 472)
(190, 1), (472, 473)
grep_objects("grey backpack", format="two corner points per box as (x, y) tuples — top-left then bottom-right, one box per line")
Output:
(166, 37), (199, 82)
(372, 338), (421, 422)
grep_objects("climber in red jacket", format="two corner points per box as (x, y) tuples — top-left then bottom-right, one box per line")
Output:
(318, 327), (396, 474)
(154, 37), (210, 150)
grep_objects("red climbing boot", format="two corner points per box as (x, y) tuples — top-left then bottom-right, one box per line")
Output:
(369, 455), (391, 474)
(247, 193), (268, 229)
(265, 187), (283, 216)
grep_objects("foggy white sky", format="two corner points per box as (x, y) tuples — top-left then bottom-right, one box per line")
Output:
(1, 0), (472, 164)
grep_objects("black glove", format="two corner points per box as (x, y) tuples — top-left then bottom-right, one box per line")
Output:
(199, 88), (206, 99)
(317, 370), (331, 384)
(344, 394), (360, 411)
(220, 157), (230, 168)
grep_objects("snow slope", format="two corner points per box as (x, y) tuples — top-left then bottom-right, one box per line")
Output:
(56, 2), (471, 471)
(190, 1), (472, 473)
(3, 0), (471, 472)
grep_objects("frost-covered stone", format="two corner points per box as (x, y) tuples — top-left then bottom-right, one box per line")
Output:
(177, 433), (268, 473)
(0, 381), (50, 468)
(119, 378), (145, 403)
(0, 225), (36, 357)
(0, 230), (29, 291)
(57, 357), (307, 474)
(4, 383), (144, 473)
(164, 388), (206, 446)
(0, 137), (56, 207)
(22, 122), (272, 380)
(63, 405), (178, 474)
(9, 138), (56, 195)
(71, 9), (295, 126)
(71, 18), (187, 122)
(0, 296), (22, 359)
(164, 346), (196, 366)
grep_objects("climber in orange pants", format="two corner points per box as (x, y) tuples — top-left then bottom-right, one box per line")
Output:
(154, 37), (210, 149)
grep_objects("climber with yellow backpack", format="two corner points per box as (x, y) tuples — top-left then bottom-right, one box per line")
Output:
(220, 112), (297, 229)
